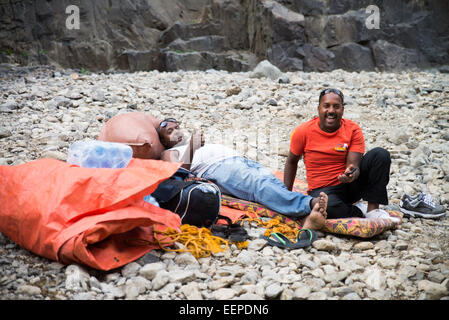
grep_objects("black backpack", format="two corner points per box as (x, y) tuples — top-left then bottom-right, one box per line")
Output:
(151, 167), (221, 228)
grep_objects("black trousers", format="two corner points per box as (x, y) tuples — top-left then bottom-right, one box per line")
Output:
(308, 147), (391, 219)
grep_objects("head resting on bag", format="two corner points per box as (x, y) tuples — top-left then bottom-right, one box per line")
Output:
(98, 112), (165, 159)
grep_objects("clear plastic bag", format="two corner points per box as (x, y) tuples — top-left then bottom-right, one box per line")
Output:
(67, 140), (133, 168)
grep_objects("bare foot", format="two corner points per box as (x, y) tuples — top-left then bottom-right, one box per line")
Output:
(318, 192), (328, 218)
(299, 201), (327, 231)
(309, 193), (328, 217)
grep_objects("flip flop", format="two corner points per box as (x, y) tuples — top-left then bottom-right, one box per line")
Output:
(261, 228), (317, 250)
(211, 215), (249, 242)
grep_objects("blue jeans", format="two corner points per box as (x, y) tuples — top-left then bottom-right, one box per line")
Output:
(201, 157), (312, 218)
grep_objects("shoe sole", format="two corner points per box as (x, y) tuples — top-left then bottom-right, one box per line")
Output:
(399, 207), (447, 219)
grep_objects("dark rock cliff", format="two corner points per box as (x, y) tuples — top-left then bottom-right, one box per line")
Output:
(1, 0), (448, 72)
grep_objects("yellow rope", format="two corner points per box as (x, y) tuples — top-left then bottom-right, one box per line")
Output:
(154, 224), (249, 259)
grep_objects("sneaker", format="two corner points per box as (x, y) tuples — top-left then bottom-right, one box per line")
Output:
(354, 202), (367, 215)
(365, 208), (401, 223)
(355, 202), (400, 223)
(401, 193), (421, 203)
(399, 193), (446, 219)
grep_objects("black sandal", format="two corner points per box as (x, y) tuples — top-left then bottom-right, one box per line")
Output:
(261, 228), (317, 250)
(211, 215), (249, 242)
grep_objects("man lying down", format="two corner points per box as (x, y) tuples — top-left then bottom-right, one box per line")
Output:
(155, 118), (328, 231)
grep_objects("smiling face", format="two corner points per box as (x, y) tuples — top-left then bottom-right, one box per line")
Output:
(317, 92), (344, 133)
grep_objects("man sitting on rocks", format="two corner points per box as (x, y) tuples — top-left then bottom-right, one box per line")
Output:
(155, 118), (328, 231)
(284, 88), (398, 222)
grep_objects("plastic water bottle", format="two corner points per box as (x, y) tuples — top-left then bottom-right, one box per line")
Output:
(143, 194), (160, 207)
(67, 140), (133, 168)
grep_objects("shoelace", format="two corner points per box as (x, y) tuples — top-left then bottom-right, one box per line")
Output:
(420, 193), (436, 208)
(409, 193), (436, 208)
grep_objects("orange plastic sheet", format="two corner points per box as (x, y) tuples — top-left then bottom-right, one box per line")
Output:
(0, 157), (181, 270)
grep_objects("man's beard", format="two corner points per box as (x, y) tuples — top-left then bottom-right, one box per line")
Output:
(171, 132), (189, 148)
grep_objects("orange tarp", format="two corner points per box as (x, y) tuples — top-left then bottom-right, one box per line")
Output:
(0, 158), (181, 270)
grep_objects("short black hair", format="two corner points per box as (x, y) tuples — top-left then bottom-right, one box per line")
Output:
(319, 88), (344, 105)
(156, 118), (178, 136)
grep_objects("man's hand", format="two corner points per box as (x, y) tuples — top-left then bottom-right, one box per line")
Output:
(337, 165), (359, 183)
(191, 130), (205, 149)
(190, 130), (205, 161)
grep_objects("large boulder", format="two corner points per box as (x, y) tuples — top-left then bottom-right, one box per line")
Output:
(305, 8), (378, 48)
(371, 40), (421, 71)
(248, 0), (305, 59)
(296, 44), (335, 72)
(268, 0), (305, 43)
(268, 40), (304, 71)
(249, 59), (283, 80)
(116, 49), (162, 72)
(162, 51), (208, 71)
(330, 42), (375, 71)
(378, 10), (447, 66)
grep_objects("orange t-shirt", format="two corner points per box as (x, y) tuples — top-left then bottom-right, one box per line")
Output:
(290, 117), (365, 192)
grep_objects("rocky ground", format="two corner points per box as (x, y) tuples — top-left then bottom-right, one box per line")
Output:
(0, 63), (448, 300)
